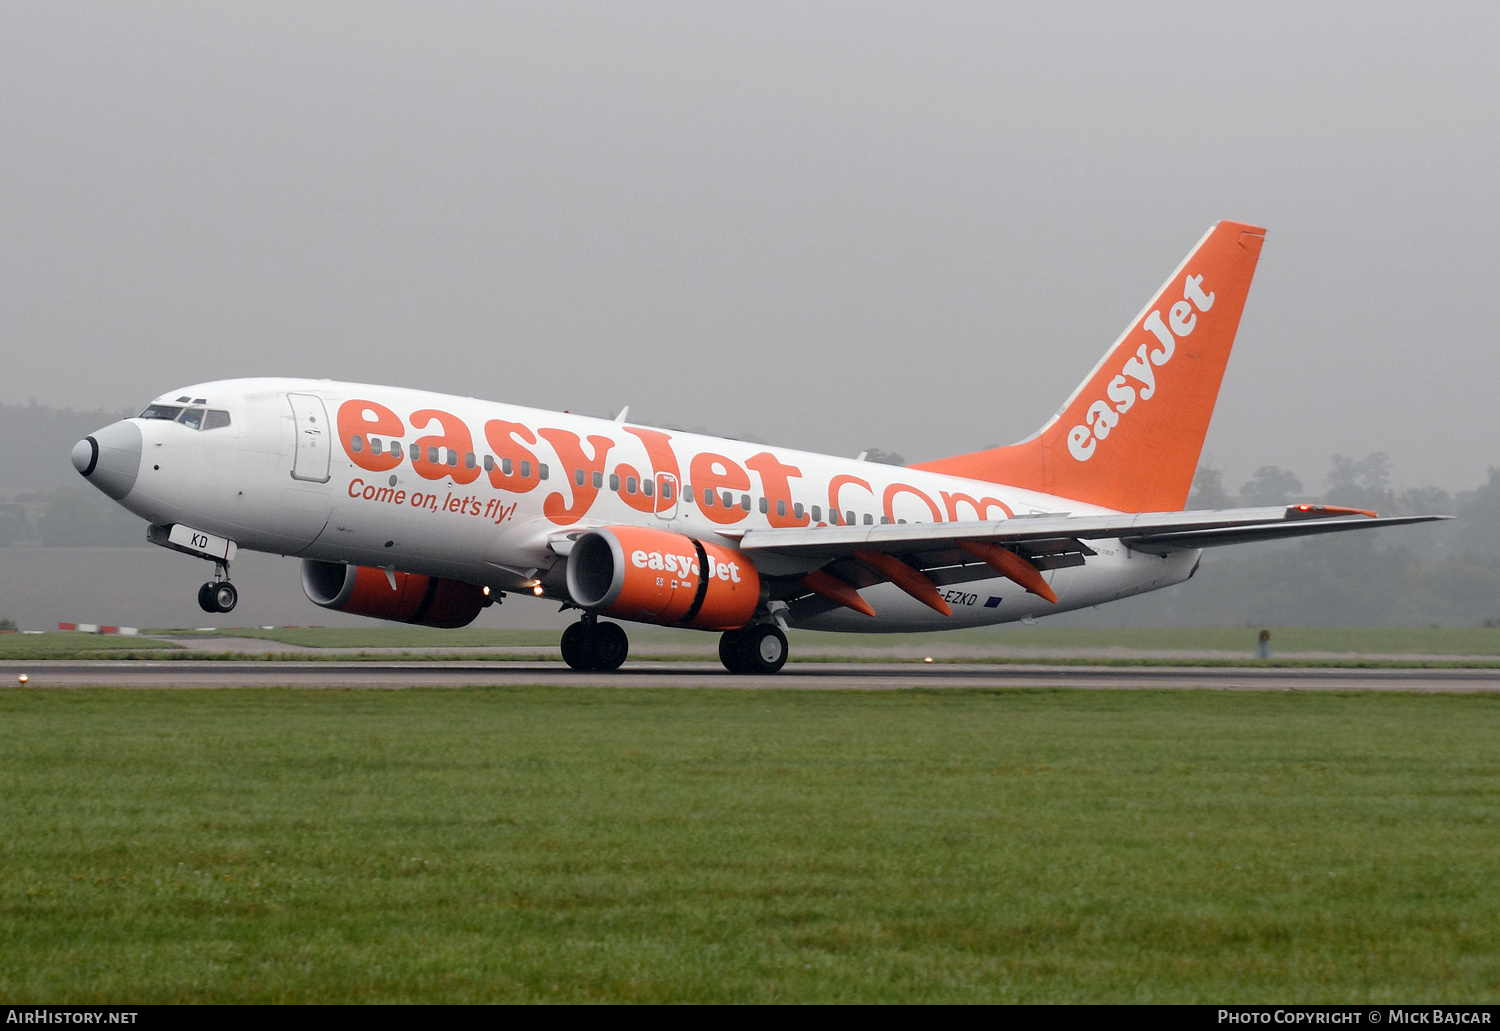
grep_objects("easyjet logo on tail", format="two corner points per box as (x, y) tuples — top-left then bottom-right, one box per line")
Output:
(1067, 274), (1216, 462)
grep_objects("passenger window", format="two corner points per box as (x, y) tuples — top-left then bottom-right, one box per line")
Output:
(483, 455), (493, 472)
(500, 457), (512, 475)
(626, 476), (638, 495)
(592, 471), (603, 489)
(574, 468), (585, 486)
(703, 491), (715, 507)
(880, 516), (891, 524)
(609, 473), (621, 491)
(350, 435), (364, 453)
(521, 460), (532, 478)
(863, 513), (873, 525)
(177, 408), (205, 430)
(722, 492), (734, 508)
(539, 464), (549, 480)
(390, 442), (403, 459)
(204, 410), (231, 430)
(741, 495), (751, 511)
(759, 497), (769, 514)
(777, 500), (787, 517)
(846, 511), (856, 525)
(428, 446), (440, 464)
(371, 438), (384, 455)
(660, 481), (672, 500)
(643, 480), (654, 498)
(465, 452), (476, 470)
(683, 485), (694, 502)
(447, 450), (459, 467)
(811, 505), (820, 522)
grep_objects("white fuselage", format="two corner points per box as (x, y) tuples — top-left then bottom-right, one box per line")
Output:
(109, 378), (1199, 631)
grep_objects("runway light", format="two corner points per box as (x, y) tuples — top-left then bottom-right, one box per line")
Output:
(17, 674), (28, 685)
(924, 657), (933, 663)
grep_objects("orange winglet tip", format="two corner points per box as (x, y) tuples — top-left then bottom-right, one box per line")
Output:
(801, 570), (876, 618)
(958, 541), (1059, 604)
(852, 550), (953, 617)
(1287, 504), (1379, 519)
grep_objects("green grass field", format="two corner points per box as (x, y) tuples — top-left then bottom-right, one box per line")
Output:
(140, 625), (1500, 655)
(982, 626), (1500, 655)
(6, 626), (1500, 665)
(0, 633), (181, 659)
(2, 686), (1497, 1002)
(153, 626), (568, 649)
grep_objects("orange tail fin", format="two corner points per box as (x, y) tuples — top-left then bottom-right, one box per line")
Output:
(912, 220), (1266, 513)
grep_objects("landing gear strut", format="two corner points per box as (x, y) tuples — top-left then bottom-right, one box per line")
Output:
(560, 615), (629, 672)
(719, 623), (788, 675)
(197, 560), (237, 614)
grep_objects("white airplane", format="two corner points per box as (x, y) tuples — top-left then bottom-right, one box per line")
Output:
(70, 221), (1442, 673)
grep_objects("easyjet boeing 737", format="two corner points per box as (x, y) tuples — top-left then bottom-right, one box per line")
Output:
(70, 221), (1442, 672)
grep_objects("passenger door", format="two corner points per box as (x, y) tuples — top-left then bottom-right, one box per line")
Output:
(287, 393), (331, 483)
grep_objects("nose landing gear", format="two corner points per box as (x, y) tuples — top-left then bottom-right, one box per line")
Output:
(197, 561), (238, 614)
(560, 614), (628, 671)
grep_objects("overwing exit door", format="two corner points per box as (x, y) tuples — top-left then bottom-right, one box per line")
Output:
(654, 473), (680, 520)
(287, 393), (331, 483)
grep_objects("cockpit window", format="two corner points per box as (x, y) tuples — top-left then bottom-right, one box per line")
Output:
(139, 405), (184, 421)
(177, 408), (206, 430)
(204, 410), (231, 430)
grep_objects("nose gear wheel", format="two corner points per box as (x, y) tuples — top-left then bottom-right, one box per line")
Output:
(196, 559), (237, 614)
(198, 580), (237, 614)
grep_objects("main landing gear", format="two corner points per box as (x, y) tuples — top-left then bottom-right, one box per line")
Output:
(557, 617), (788, 675)
(197, 560), (238, 614)
(718, 623), (788, 675)
(560, 614), (629, 671)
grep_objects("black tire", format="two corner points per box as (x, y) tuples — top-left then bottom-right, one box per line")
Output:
(740, 624), (788, 675)
(718, 628), (748, 673)
(560, 621), (594, 671)
(212, 582), (238, 613)
(592, 622), (629, 671)
(198, 582), (216, 613)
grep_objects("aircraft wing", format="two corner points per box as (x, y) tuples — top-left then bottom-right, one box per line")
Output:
(731, 505), (1448, 615)
(736, 505), (1444, 561)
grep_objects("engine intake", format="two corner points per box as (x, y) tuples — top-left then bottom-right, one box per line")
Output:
(301, 560), (487, 628)
(565, 526), (760, 631)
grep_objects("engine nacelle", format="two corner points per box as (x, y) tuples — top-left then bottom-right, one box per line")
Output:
(565, 526), (760, 631)
(301, 560), (487, 629)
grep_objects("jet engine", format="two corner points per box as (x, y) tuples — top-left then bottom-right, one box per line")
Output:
(565, 526), (760, 631)
(301, 559), (487, 628)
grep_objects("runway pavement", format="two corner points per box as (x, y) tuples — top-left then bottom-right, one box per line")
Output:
(3, 659), (1500, 691)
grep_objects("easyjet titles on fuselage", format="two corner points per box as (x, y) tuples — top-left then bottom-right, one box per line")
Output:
(334, 397), (1026, 530)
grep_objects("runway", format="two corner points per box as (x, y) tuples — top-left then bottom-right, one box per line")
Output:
(3, 659), (1499, 691)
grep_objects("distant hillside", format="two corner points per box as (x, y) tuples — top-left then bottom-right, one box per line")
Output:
(0, 400), (135, 494)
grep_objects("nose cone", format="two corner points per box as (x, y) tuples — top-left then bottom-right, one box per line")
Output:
(73, 420), (142, 500)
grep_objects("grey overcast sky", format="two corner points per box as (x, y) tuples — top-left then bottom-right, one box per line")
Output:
(2, 2), (1496, 492)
